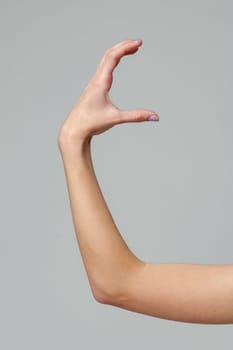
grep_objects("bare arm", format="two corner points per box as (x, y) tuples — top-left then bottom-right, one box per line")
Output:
(58, 138), (144, 303)
(57, 39), (233, 324)
(115, 261), (233, 324)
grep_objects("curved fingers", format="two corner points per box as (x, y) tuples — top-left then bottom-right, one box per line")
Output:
(90, 39), (143, 93)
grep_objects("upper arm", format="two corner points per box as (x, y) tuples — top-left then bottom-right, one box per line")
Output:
(110, 262), (233, 324)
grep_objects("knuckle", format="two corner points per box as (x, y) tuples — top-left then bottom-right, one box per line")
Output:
(124, 39), (134, 45)
(89, 78), (100, 88)
(104, 40), (134, 59)
(104, 48), (111, 58)
(105, 48), (117, 60)
(105, 47), (111, 55)
(137, 115), (146, 122)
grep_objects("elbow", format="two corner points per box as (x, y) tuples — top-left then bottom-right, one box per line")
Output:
(88, 277), (119, 304)
(93, 258), (146, 305)
(94, 293), (109, 304)
(93, 282), (132, 306)
(93, 287), (115, 304)
(93, 281), (125, 305)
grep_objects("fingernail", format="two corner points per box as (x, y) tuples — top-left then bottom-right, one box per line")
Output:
(148, 114), (159, 121)
(132, 38), (142, 42)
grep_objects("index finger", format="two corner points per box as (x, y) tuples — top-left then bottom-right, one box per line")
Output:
(90, 39), (143, 93)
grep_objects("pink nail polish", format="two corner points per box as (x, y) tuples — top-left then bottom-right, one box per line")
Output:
(148, 114), (159, 121)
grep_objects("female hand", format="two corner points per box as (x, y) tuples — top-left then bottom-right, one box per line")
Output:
(58, 38), (159, 147)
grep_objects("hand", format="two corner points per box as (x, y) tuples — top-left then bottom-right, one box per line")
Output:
(58, 38), (159, 147)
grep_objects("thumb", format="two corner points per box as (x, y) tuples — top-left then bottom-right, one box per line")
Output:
(118, 109), (159, 123)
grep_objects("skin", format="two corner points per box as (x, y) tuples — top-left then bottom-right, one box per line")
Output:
(57, 39), (233, 324)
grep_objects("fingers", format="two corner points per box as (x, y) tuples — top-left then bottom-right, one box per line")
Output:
(118, 109), (159, 124)
(90, 39), (143, 93)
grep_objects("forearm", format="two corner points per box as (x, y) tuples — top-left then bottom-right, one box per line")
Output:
(58, 135), (144, 303)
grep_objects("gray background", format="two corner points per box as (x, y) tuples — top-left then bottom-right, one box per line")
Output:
(3, 0), (233, 349)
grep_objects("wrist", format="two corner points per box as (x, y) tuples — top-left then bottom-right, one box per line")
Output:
(58, 132), (92, 166)
(58, 126), (91, 152)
